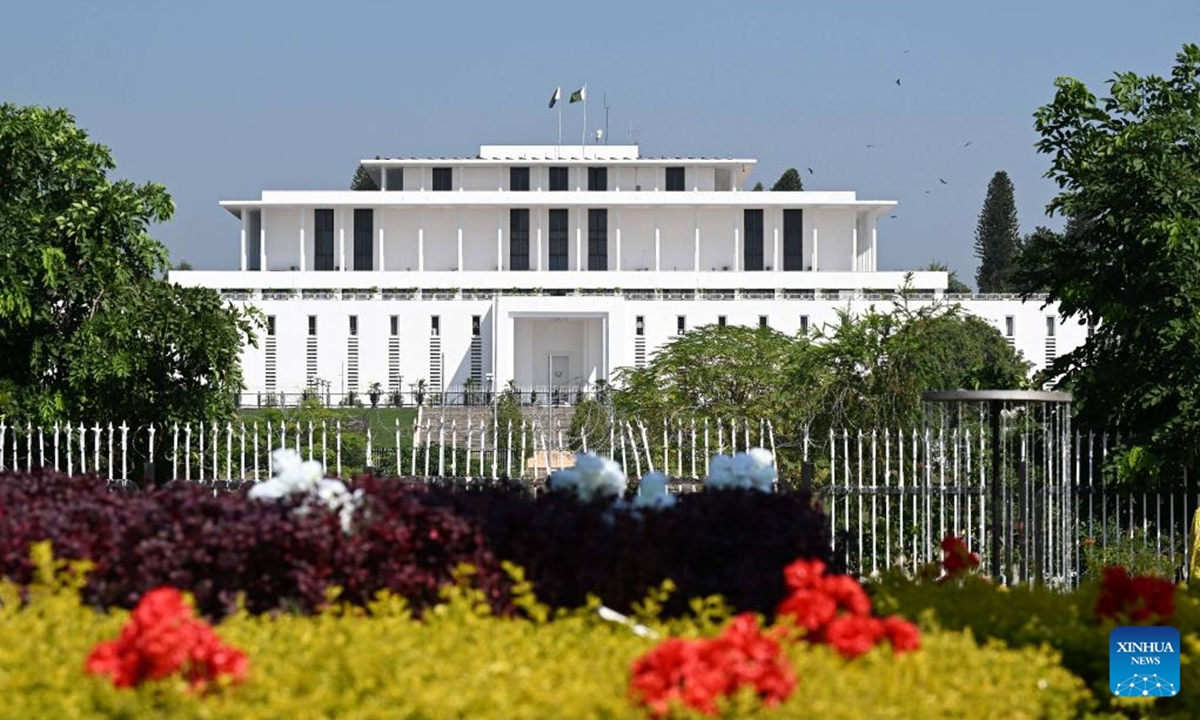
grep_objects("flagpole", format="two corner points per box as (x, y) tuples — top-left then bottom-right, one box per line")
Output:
(557, 103), (562, 159)
(581, 84), (587, 158)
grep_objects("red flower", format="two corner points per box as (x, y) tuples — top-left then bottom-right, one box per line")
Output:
(782, 558), (827, 591)
(630, 614), (795, 717)
(776, 589), (837, 633)
(85, 587), (248, 691)
(940, 536), (980, 578)
(880, 616), (921, 655)
(1095, 566), (1175, 624)
(823, 615), (884, 659)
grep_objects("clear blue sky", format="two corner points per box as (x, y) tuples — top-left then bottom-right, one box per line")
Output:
(3, 1), (1197, 285)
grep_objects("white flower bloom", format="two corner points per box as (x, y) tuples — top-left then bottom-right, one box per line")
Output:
(251, 448), (363, 533)
(705, 448), (776, 492)
(549, 451), (626, 502)
(634, 471), (676, 509)
(247, 478), (289, 500)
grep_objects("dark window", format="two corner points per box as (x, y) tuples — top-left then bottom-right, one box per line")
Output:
(353, 209), (373, 270)
(783, 209), (804, 270)
(432, 167), (452, 191)
(718, 316), (727, 327)
(349, 316), (358, 336)
(267, 316), (276, 336)
(588, 209), (607, 270)
(588, 166), (607, 191)
(1045, 316), (1056, 337)
(759, 315), (768, 328)
(431, 316), (440, 336)
(635, 316), (644, 336)
(247, 210), (262, 270)
(510, 209), (530, 270)
(549, 209), (569, 270)
(666, 167), (685, 192)
(510, 167), (530, 191)
(800, 315), (809, 334)
(1005, 316), (1015, 337)
(472, 315), (481, 336)
(390, 316), (398, 336)
(308, 316), (317, 336)
(314, 209), (335, 271)
(549, 166), (569, 191)
(677, 316), (686, 334)
(384, 167), (404, 191)
(744, 209), (764, 271)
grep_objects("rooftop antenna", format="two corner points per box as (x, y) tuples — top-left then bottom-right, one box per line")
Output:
(603, 92), (611, 145)
(628, 120), (641, 146)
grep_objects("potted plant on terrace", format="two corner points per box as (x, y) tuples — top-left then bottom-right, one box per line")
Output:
(368, 382), (382, 409)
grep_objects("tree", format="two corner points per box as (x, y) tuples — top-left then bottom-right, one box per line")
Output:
(771, 168), (803, 192)
(973, 171), (1021, 292)
(1015, 44), (1200, 475)
(174, 259), (194, 271)
(351, 165), (379, 191)
(922, 261), (972, 294)
(0, 104), (259, 436)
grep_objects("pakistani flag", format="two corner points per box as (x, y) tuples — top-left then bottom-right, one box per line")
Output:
(569, 86), (586, 103)
(548, 87), (561, 108)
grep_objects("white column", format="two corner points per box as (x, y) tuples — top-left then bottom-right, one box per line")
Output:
(654, 218), (661, 272)
(734, 220), (741, 272)
(772, 217), (780, 272)
(812, 227), (819, 272)
(536, 212), (544, 271)
(299, 209), (307, 272)
(239, 215), (247, 272)
(615, 208), (622, 271)
(338, 210), (346, 272)
(871, 224), (878, 271)
(496, 211), (503, 271)
(259, 217), (267, 271)
(418, 209), (425, 272)
(851, 223), (858, 272)
(379, 221), (386, 271)
(693, 211), (700, 271)
(456, 211), (463, 271)
(576, 208), (583, 271)
(601, 315), (609, 382)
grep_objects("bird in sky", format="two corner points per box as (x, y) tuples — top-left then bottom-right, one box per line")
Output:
(902, 49), (911, 55)
(963, 141), (972, 147)
(866, 144), (875, 149)
(895, 78), (901, 86)
(806, 167), (814, 175)
(924, 190), (931, 194)
(939, 178), (948, 185)
(889, 214), (898, 219)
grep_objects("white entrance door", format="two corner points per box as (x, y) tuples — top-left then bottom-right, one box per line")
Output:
(548, 355), (569, 405)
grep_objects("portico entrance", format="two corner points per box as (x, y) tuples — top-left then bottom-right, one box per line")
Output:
(509, 314), (608, 401)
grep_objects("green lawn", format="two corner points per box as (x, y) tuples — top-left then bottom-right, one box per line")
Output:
(235, 407), (419, 449)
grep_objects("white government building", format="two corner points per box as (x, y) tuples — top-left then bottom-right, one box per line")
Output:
(172, 144), (1085, 407)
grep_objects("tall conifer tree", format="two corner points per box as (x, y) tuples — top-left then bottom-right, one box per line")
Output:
(973, 171), (1020, 292)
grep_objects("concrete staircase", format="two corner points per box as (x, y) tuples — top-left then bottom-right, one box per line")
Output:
(413, 404), (576, 446)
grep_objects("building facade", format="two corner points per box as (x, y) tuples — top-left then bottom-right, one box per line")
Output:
(171, 144), (1084, 406)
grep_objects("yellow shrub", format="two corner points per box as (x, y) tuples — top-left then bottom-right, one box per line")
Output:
(0, 546), (1093, 719)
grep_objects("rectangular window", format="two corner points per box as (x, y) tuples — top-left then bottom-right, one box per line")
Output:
(349, 316), (358, 336)
(588, 166), (607, 191)
(549, 209), (569, 270)
(677, 315), (686, 335)
(510, 167), (530, 191)
(666, 166), (685, 192)
(718, 316), (727, 327)
(744, 209), (764, 271)
(588, 208), (607, 270)
(432, 167), (452, 191)
(314, 209), (335, 271)
(353, 208), (373, 271)
(783, 209), (804, 270)
(510, 209), (530, 271)
(431, 316), (440, 336)
(1045, 316), (1056, 337)
(549, 166), (569, 191)
(800, 315), (809, 334)
(384, 167), (404, 191)
(759, 315), (768, 328)
(390, 315), (398, 336)
(267, 315), (276, 336)
(1005, 316), (1015, 337)
(472, 315), (481, 336)
(246, 210), (262, 270)
(635, 315), (645, 336)
(308, 315), (317, 336)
